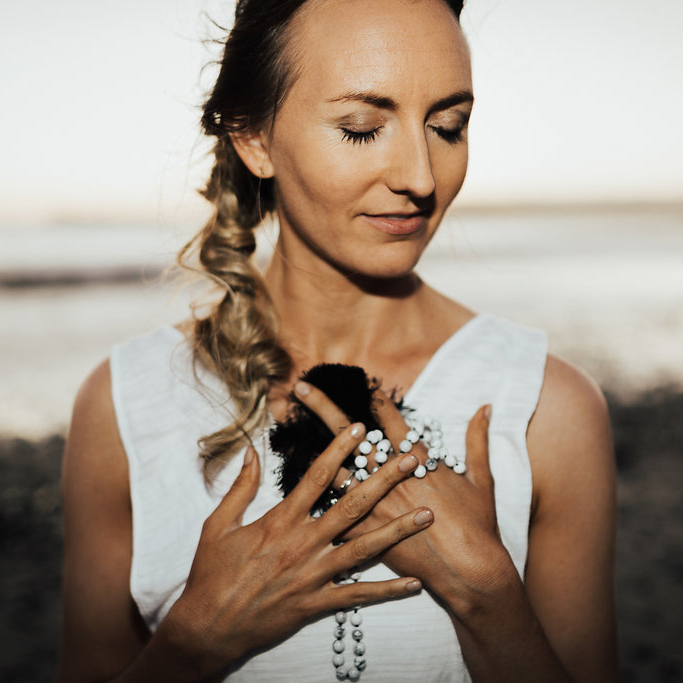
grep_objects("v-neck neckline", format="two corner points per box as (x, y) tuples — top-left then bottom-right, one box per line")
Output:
(164, 312), (487, 405)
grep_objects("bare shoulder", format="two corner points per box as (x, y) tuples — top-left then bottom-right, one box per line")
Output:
(527, 353), (615, 515)
(63, 358), (129, 498)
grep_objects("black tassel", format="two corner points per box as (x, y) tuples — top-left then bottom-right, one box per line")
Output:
(271, 363), (406, 514)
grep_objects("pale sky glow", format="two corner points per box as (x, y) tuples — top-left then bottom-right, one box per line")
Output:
(1, 0), (682, 224)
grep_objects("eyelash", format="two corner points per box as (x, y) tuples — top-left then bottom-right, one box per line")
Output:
(341, 128), (382, 145)
(340, 125), (466, 146)
(431, 125), (466, 144)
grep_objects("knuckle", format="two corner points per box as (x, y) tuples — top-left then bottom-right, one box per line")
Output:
(338, 493), (366, 522)
(350, 537), (370, 562)
(351, 583), (372, 604)
(305, 460), (332, 488)
(392, 522), (407, 544)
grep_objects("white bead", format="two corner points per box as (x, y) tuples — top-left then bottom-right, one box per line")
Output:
(354, 642), (366, 656)
(354, 455), (368, 469)
(352, 628), (363, 640)
(425, 458), (438, 471)
(350, 612), (362, 626)
(333, 654), (345, 667)
(354, 468), (369, 481)
(333, 639), (346, 653)
(414, 464), (427, 478)
(399, 439), (412, 453)
(427, 447), (441, 459)
(350, 571), (362, 581)
(335, 611), (347, 624)
(430, 438), (443, 449)
(367, 429), (382, 444)
(433, 429), (443, 439)
(406, 429), (420, 443)
(359, 440), (372, 455)
(444, 453), (457, 468)
(334, 625), (346, 638)
(453, 460), (467, 474)
(373, 450), (388, 464)
(377, 438), (391, 452)
(371, 466), (379, 473)
(355, 657), (367, 672)
(336, 667), (349, 680)
(348, 667), (361, 682)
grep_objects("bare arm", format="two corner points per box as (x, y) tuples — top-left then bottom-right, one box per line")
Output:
(59, 360), (149, 682)
(59, 361), (434, 682)
(525, 355), (618, 681)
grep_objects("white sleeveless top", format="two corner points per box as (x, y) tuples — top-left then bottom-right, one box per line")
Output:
(110, 313), (547, 682)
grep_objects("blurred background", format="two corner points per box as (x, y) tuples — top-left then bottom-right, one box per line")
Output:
(1, 0), (681, 680)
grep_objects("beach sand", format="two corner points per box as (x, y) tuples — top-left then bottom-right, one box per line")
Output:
(1, 390), (682, 681)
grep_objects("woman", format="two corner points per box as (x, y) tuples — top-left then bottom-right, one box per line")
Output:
(59, 0), (618, 681)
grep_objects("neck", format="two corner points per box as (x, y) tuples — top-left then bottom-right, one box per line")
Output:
(264, 248), (428, 369)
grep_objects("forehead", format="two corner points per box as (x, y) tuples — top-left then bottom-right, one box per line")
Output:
(285, 0), (471, 104)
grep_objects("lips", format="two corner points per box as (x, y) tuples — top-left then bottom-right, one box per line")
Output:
(361, 211), (427, 236)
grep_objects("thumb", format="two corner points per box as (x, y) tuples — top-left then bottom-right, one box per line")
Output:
(214, 446), (261, 529)
(465, 404), (493, 488)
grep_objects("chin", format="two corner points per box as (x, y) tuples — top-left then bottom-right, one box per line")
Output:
(344, 252), (424, 282)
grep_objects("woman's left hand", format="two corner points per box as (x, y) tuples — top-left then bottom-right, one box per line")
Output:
(293, 382), (516, 612)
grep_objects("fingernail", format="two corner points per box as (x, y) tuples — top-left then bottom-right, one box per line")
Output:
(413, 508), (433, 526)
(405, 579), (422, 592)
(294, 381), (311, 397)
(351, 423), (365, 438)
(484, 404), (492, 421)
(399, 454), (418, 472)
(244, 447), (254, 466)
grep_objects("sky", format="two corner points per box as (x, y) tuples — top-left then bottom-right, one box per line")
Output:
(1, 0), (682, 224)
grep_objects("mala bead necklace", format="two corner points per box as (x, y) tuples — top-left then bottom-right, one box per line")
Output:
(332, 572), (366, 682)
(328, 415), (466, 680)
(351, 414), (467, 482)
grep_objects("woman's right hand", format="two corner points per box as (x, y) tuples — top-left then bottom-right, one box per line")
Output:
(154, 423), (433, 680)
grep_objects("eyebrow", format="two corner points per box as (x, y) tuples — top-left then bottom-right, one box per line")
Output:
(326, 90), (474, 113)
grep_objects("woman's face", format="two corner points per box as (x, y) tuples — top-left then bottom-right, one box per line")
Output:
(264, 0), (473, 279)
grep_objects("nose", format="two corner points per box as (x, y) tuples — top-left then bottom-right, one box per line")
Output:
(385, 125), (436, 199)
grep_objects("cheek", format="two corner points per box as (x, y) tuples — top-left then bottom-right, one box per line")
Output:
(435, 147), (469, 202)
(273, 139), (373, 213)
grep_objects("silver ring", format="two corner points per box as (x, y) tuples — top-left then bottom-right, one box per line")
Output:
(337, 472), (356, 496)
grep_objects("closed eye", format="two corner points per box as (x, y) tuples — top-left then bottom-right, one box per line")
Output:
(341, 127), (382, 145)
(430, 125), (466, 144)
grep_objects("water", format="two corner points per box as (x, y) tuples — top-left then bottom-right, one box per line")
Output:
(1, 205), (682, 438)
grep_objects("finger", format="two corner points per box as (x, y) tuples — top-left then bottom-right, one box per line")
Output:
(318, 452), (420, 536)
(322, 576), (423, 611)
(465, 404), (493, 488)
(209, 446), (260, 530)
(371, 388), (421, 458)
(286, 423), (366, 515)
(294, 380), (350, 434)
(333, 507), (434, 570)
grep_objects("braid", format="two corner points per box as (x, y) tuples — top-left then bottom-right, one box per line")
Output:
(179, 136), (291, 476)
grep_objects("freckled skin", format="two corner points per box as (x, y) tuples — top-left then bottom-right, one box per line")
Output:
(263, 0), (473, 279)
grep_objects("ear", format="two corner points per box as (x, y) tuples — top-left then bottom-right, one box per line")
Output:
(229, 129), (275, 179)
